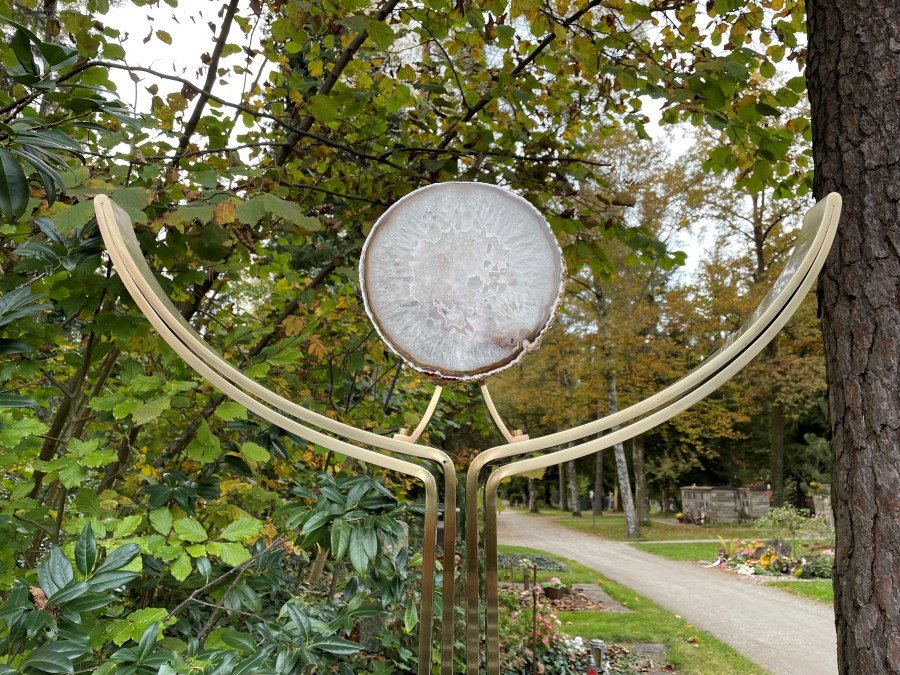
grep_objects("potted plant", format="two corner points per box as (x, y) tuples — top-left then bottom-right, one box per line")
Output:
(540, 577), (568, 600)
(676, 512), (685, 523)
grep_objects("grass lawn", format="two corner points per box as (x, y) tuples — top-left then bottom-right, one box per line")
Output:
(631, 541), (722, 561)
(767, 579), (834, 604)
(536, 510), (770, 542)
(499, 545), (768, 675)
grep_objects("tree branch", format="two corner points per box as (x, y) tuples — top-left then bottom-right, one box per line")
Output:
(275, 0), (402, 166)
(173, 0), (241, 167)
(437, 0), (604, 150)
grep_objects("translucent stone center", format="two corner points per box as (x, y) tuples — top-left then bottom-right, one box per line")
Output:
(360, 183), (564, 381)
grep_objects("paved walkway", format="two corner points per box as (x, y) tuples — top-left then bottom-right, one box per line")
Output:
(497, 511), (837, 675)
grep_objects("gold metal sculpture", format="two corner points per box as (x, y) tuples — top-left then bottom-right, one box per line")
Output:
(94, 188), (841, 675)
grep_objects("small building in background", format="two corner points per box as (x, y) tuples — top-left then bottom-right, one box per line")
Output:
(680, 485), (771, 523)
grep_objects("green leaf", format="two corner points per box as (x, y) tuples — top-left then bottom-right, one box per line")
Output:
(173, 518), (208, 543)
(349, 528), (368, 574)
(136, 621), (159, 662)
(58, 459), (87, 488)
(366, 20), (395, 50)
(239, 441), (269, 466)
(18, 643), (75, 674)
(0, 393), (38, 407)
(75, 489), (102, 518)
(215, 401), (247, 421)
(309, 635), (362, 655)
(403, 596), (418, 633)
(308, 94), (340, 125)
(46, 580), (89, 605)
(48, 547), (75, 589)
(220, 517), (262, 543)
(186, 419), (221, 463)
(132, 396), (170, 425)
(216, 542), (251, 566)
(75, 524), (97, 575)
(149, 508), (173, 535)
(94, 543), (141, 574)
(330, 518), (350, 561)
(87, 569), (138, 592)
(0, 148), (29, 220)
(52, 199), (95, 233)
(234, 196), (267, 227)
(169, 552), (191, 581)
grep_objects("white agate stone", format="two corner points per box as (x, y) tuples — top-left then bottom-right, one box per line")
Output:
(359, 182), (565, 381)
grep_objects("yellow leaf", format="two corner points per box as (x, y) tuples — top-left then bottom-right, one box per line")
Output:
(213, 200), (236, 225)
(282, 315), (305, 337)
(308, 60), (324, 77)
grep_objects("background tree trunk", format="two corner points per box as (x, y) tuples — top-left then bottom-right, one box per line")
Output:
(770, 402), (785, 506)
(527, 477), (538, 513)
(808, 2), (900, 672)
(558, 463), (568, 512)
(633, 436), (650, 526)
(608, 374), (640, 538)
(593, 450), (603, 516)
(567, 460), (581, 517)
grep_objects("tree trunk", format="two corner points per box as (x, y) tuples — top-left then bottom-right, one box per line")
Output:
(567, 461), (581, 517)
(593, 449), (603, 515)
(808, 3), (900, 672)
(527, 477), (538, 513)
(558, 463), (568, 512)
(633, 436), (650, 526)
(608, 374), (640, 538)
(770, 402), (785, 506)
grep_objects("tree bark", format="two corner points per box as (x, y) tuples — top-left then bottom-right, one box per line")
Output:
(593, 449), (603, 515)
(807, 3), (900, 672)
(567, 460), (581, 517)
(558, 463), (568, 512)
(633, 436), (650, 526)
(770, 402), (785, 506)
(608, 374), (640, 538)
(527, 477), (538, 513)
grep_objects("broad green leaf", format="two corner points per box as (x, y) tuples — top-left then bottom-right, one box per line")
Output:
(75, 524), (97, 575)
(309, 635), (362, 655)
(94, 543), (141, 574)
(366, 20), (395, 50)
(186, 419), (221, 463)
(349, 528), (368, 574)
(87, 569), (138, 592)
(17, 642), (76, 674)
(132, 396), (170, 425)
(214, 401), (247, 421)
(113, 514), (143, 538)
(308, 94), (340, 125)
(240, 441), (269, 466)
(220, 517), (262, 543)
(170, 552), (191, 581)
(330, 518), (350, 561)
(150, 508), (173, 535)
(136, 621), (159, 661)
(403, 596), (418, 633)
(46, 580), (89, 605)
(173, 518), (208, 543)
(75, 489), (102, 518)
(0, 148), (28, 220)
(52, 199), (95, 233)
(58, 459), (87, 488)
(216, 542), (251, 566)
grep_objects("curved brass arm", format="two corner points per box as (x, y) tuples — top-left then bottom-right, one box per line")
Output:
(468, 193), (841, 673)
(95, 195), (456, 674)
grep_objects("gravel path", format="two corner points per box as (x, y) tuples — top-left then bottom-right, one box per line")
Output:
(497, 511), (837, 675)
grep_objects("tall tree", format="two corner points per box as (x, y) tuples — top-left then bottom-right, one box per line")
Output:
(807, 2), (900, 673)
